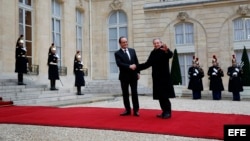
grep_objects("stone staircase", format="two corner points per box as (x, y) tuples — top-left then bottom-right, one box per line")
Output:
(0, 79), (152, 106)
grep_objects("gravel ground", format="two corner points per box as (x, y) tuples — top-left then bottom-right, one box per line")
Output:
(1, 96), (250, 141)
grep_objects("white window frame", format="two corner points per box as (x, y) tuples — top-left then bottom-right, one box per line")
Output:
(108, 11), (128, 79)
(76, 10), (83, 56)
(175, 22), (194, 45)
(51, 0), (62, 66)
(233, 17), (250, 41)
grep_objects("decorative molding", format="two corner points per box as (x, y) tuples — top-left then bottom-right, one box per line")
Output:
(110, 0), (122, 11)
(57, 0), (65, 4)
(76, 0), (84, 12)
(237, 5), (250, 16)
(177, 11), (189, 21)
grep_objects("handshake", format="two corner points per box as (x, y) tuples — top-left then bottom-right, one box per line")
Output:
(129, 64), (137, 70)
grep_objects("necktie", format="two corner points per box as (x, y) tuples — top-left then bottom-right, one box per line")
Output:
(124, 49), (130, 60)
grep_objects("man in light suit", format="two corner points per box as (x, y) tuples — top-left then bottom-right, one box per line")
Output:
(115, 36), (140, 116)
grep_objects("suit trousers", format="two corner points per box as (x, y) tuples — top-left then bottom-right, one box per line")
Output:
(120, 80), (139, 112)
(159, 98), (171, 114)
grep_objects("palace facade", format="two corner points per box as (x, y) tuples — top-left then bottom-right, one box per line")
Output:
(0, 0), (250, 91)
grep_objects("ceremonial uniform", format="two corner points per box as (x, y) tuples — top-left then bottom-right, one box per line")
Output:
(74, 53), (85, 95)
(227, 55), (243, 101)
(47, 47), (59, 90)
(188, 57), (204, 99)
(15, 39), (28, 85)
(207, 55), (224, 100)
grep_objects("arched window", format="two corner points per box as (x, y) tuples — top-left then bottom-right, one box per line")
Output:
(233, 17), (250, 41)
(175, 22), (194, 45)
(108, 11), (127, 78)
(174, 22), (195, 86)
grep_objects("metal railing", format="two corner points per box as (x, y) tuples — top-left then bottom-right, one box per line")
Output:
(58, 66), (67, 76)
(28, 65), (39, 75)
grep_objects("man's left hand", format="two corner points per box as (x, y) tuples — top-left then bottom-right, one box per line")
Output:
(160, 43), (169, 53)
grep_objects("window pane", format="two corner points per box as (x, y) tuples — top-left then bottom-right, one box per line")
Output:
(25, 11), (32, 26)
(109, 28), (117, 39)
(19, 9), (23, 23)
(55, 34), (61, 46)
(25, 26), (32, 40)
(110, 62), (118, 73)
(245, 19), (250, 40)
(77, 27), (82, 37)
(234, 18), (244, 41)
(175, 24), (184, 44)
(185, 23), (193, 44)
(19, 24), (24, 35)
(109, 39), (118, 51)
(109, 13), (117, 25)
(25, 0), (31, 6)
(119, 12), (127, 24)
(55, 20), (60, 32)
(119, 27), (127, 37)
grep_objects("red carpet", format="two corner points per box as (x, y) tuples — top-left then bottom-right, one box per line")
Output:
(1, 106), (250, 140)
(0, 98), (13, 107)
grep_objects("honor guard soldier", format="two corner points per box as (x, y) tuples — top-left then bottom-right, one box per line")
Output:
(227, 55), (243, 101)
(15, 39), (28, 85)
(207, 55), (224, 100)
(188, 56), (204, 99)
(74, 53), (85, 95)
(47, 46), (59, 90)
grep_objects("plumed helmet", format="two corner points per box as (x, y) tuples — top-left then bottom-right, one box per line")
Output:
(192, 56), (196, 64)
(51, 47), (56, 51)
(76, 54), (81, 59)
(232, 54), (236, 64)
(195, 58), (199, 65)
(19, 40), (24, 44)
(212, 55), (217, 63)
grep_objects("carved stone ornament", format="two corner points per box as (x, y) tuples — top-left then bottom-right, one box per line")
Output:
(57, 0), (65, 4)
(177, 11), (189, 21)
(76, 0), (84, 12)
(110, 0), (122, 10)
(237, 5), (250, 15)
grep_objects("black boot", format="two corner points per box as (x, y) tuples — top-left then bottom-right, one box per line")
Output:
(50, 80), (58, 90)
(77, 86), (83, 95)
(18, 73), (26, 85)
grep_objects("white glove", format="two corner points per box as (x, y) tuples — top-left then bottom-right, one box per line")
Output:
(213, 68), (218, 73)
(233, 72), (238, 77)
(49, 62), (57, 65)
(235, 68), (239, 72)
(193, 73), (197, 76)
(212, 72), (216, 75)
(195, 69), (199, 74)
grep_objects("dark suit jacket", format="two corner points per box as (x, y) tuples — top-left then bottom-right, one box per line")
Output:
(114, 48), (140, 81)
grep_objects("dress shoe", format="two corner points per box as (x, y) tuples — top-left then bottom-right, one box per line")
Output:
(156, 113), (171, 119)
(18, 82), (26, 85)
(120, 111), (131, 116)
(77, 93), (84, 95)
(162, 113), (171, 119)
(50, 88), (58, 91)
(133, 111), (140, 117)
(156, 114), (162, 118)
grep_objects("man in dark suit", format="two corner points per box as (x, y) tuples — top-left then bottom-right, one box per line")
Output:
(137, 38), (175, 119)
(114, 36), (140, 116)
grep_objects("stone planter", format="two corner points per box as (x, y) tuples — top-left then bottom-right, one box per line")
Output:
(174, 85), (184, 97)
(241, 86), (250, 99)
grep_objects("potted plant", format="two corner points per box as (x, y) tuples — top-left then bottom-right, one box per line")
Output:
(241, 46), (250, 97)
(170, 49), (183, 97)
